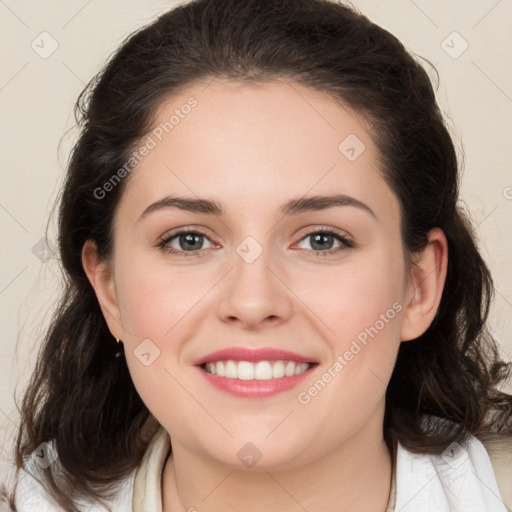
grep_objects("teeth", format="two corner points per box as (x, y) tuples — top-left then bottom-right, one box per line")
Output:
(204, 360), (311, 380)
(272, 361), (285, 378)
(255, 361), (272, 380)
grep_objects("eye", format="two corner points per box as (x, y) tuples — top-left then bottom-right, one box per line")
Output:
(157, 228), (216, 256)
(294, 228), (354, 256)
(156, 226), (354, 258)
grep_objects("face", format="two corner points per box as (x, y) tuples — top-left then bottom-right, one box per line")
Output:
(84, 78), (443, 470)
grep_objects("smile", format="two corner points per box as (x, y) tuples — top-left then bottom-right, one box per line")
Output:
(202, 359), (312, 380)
(197, 360), (319, 398)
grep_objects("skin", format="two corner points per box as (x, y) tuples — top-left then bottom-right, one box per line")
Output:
(82, 78), (448, 512)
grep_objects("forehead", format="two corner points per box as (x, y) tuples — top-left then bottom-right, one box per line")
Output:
(116, 78), (399, 225)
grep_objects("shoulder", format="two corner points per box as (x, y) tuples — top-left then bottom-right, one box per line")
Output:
(1, 462), (137, 512)
(481, 435), (512, 512)
(1, 427), (169, 512)
(3, 466), (62, 512)
(395, 432), (512, 511)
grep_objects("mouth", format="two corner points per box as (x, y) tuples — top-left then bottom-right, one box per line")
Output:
(199, 359), (317, 380)
(195, 359), (319, 398)
(193, 346), (319, 397)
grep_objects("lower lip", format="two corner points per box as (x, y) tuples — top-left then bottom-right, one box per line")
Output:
(196, 364), (317, 398)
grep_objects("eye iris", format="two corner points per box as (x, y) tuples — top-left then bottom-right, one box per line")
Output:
(180, 233), (202, 250)
(311, 233), (333, 251)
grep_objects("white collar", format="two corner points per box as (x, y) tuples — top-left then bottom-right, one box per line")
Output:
(133, 426), (170, 511)
(393, 434), (509, 511)
(132, 426), (508, 512)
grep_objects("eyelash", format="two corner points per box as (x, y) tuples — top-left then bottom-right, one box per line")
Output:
(156, 227), (354, 258)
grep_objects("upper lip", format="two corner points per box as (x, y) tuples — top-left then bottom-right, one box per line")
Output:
(193, 347), (318, 366)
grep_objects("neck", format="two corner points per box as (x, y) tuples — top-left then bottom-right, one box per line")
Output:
(162, 413), (393, 512)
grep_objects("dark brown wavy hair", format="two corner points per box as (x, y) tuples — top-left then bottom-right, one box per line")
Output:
(2, 0), (511, 510)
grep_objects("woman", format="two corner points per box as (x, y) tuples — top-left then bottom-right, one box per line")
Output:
(2, 0), (511, 510)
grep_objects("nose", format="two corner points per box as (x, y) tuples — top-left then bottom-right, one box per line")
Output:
(216, 238), (294, 329)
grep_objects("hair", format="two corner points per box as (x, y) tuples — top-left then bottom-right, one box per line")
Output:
(2, 0), (511, 510)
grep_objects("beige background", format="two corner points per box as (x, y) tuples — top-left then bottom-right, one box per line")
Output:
(1, 0), (511, 503)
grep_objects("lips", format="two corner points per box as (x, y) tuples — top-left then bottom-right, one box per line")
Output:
(192, 346), (317, 366)
(193, 347), (319, 398)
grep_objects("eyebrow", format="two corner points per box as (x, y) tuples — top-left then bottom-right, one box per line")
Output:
(137, 193), (377, 222)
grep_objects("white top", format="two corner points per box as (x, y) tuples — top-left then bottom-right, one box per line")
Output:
(3, 426), (510, 512)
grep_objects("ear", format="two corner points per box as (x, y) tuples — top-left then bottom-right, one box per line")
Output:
(400, 227), (448, 342)
(81, 239), (124, 339)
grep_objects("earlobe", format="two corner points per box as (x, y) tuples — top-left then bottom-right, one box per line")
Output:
(81, 240), (124, 339)
(400, 228), (448, 342)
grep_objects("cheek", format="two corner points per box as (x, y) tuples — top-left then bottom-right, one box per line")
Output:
(301, 260), (404, 412)
(292, 249), (405, 410)
(113, 254), (216, 425)
(295, 247), (405, 350)
(114, 252), (213, 340)
(115, 257), (200, 433)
